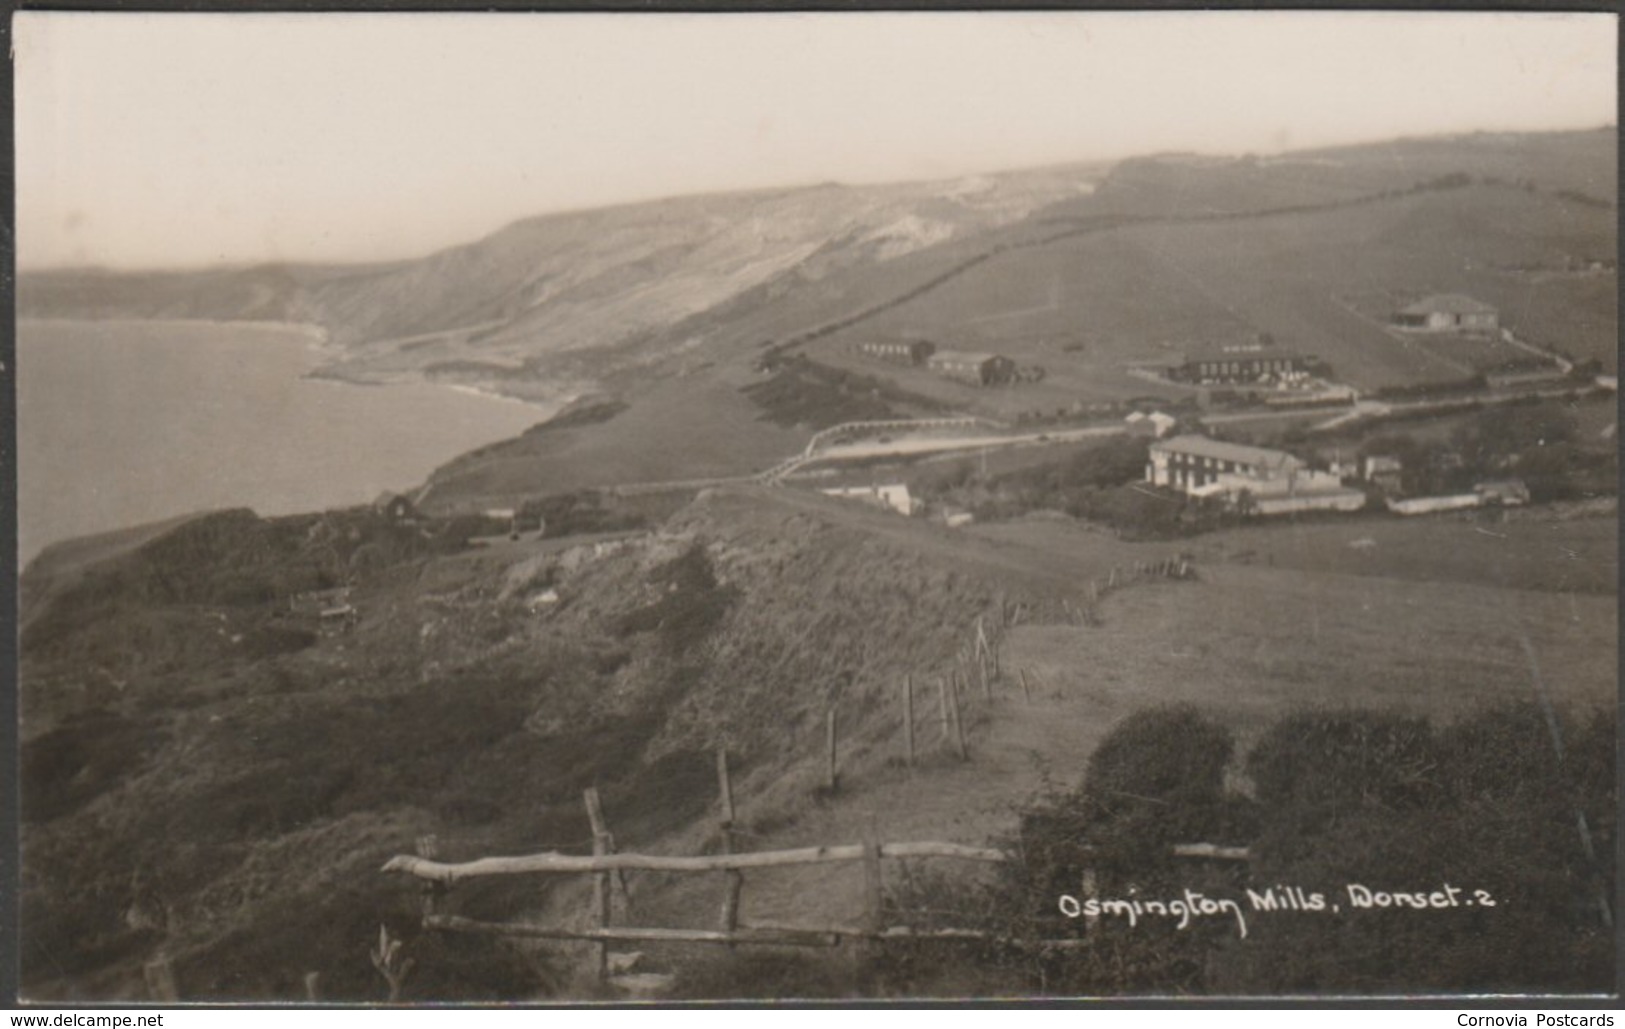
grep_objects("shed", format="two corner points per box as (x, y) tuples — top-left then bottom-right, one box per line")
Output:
(1392, 294), (1499, 333)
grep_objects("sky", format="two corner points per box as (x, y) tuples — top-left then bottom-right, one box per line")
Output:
(13, 10), (1618, 271)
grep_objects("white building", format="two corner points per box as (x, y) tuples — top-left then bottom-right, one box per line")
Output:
(1148, 434), (1357, 510)
(820, 483), (915, 517)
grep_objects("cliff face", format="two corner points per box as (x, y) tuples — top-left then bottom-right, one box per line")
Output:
(18, 167), (1099, 378)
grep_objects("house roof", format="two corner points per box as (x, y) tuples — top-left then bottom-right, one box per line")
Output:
(1151, 434), (1305, 470)
(1180, 347), (1307, 365)
(929, 350), (1001, 365)
(1398, 294), (1497, 316)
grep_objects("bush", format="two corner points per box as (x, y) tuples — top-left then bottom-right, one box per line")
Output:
(890, 702), (1613, 997)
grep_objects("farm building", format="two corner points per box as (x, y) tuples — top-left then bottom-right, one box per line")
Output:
(1148, 435), (1354, 510)
(1391, 294), (1499, 333)
(927, 350), (1015, 386)
(820, 483), (915, 517)
(1474, 479), (1530, 506)
(1362, 455), (1404, 493)
(374, 492), (418, 522)
(1169, 348), (1320, 385)
(1124, 410), (1178, 438)
(857, 339), (936, 366)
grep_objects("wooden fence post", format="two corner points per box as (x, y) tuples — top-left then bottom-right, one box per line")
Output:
(825, 708), (839, 793)
(946, 676), (967, 761)
(716, 748), (744, 939)
(415, 834), (441, 922)
(862, 834), (885, 935)
(902, 675), (915, 768)
(583, 788), (612, 981)
(143, 954), (178, 1003)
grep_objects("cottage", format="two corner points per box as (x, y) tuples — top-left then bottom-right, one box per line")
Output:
(857, 339), (936, 366)
(1169, 348), (1320, 385)
(820, 483), (915, 517)
(1362, 455), (1404, 493)
(927, 350), (1015, 386)
(1391, 294), (1499, 334)
(1124, 410), (1178, 438)
(1473, 479), (1530, 506)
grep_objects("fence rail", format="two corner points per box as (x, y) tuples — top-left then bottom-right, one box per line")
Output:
(377, 592), (1251, 990)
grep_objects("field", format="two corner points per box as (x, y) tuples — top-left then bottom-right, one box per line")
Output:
(420, 372), (809, 508)
(797, 182), (1615, 421)
(568, 498), (1616, 995)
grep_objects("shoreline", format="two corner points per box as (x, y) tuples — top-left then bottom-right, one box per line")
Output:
(17, 317), (569, 565)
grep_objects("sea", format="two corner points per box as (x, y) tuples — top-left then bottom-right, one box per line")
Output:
(17, 319), (556, 566)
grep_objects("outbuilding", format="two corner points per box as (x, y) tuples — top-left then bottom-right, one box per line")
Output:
(1391, 294), (1499, 334)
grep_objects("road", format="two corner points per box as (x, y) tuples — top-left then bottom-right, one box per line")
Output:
(807, 424), (1122, 462)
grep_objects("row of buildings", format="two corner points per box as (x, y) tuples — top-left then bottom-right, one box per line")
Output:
(1167, 295), (1501, 386)
(855, 340), (1016, 386)
(1147, 433), (1528, 517)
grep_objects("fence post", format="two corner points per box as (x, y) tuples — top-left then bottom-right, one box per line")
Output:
(583, 788), (612, 982)
(716, 748), (744, 940)
(902, 674), (915, 768)
(862, 834), (885, 934)
(415, 834), (442, 922)
(946, 676), (967, 761)
(143, 954), (178, 1003)
(937, 678), (952, 750)
(825, 708), (839, 793)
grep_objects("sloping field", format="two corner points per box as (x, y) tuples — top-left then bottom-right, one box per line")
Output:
(591, 500), (1614, 987)
(1113, 186), (1616, 380)
(796, 181), (1614, 407)
(419, 375), (809, 507)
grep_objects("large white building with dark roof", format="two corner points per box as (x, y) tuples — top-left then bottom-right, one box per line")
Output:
(1147, 435), (1360, 514)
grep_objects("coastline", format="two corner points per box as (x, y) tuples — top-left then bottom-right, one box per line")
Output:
(17, 317), (563, 564)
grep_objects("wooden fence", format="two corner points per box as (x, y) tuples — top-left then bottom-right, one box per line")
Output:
(382, 779), (1249, 979)
(379, 568), (1216, 984)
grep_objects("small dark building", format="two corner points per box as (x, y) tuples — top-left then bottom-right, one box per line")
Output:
(857, 339), (936, 366)
(375, 493), (418, 522)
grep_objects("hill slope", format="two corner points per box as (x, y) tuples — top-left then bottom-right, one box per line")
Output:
(17, 485), (1615, 1000)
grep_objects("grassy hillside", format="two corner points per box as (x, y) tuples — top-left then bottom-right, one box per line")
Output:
(18, 483), (1615, 1000)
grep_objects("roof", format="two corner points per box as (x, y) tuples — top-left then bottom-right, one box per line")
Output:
(1151, 434), (1304, 469)
(1181, 347), (1309, 366)
(1398, 294), (1497, 316)
(929, 350), (1001, 365)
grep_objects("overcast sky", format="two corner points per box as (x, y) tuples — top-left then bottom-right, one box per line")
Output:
(14, 11), (1617, 271)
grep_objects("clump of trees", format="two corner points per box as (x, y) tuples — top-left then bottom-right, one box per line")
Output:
(1364, 400), (1616, 501)
(920, 436), (1240, 540)
(876, 702), (1613, 996)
